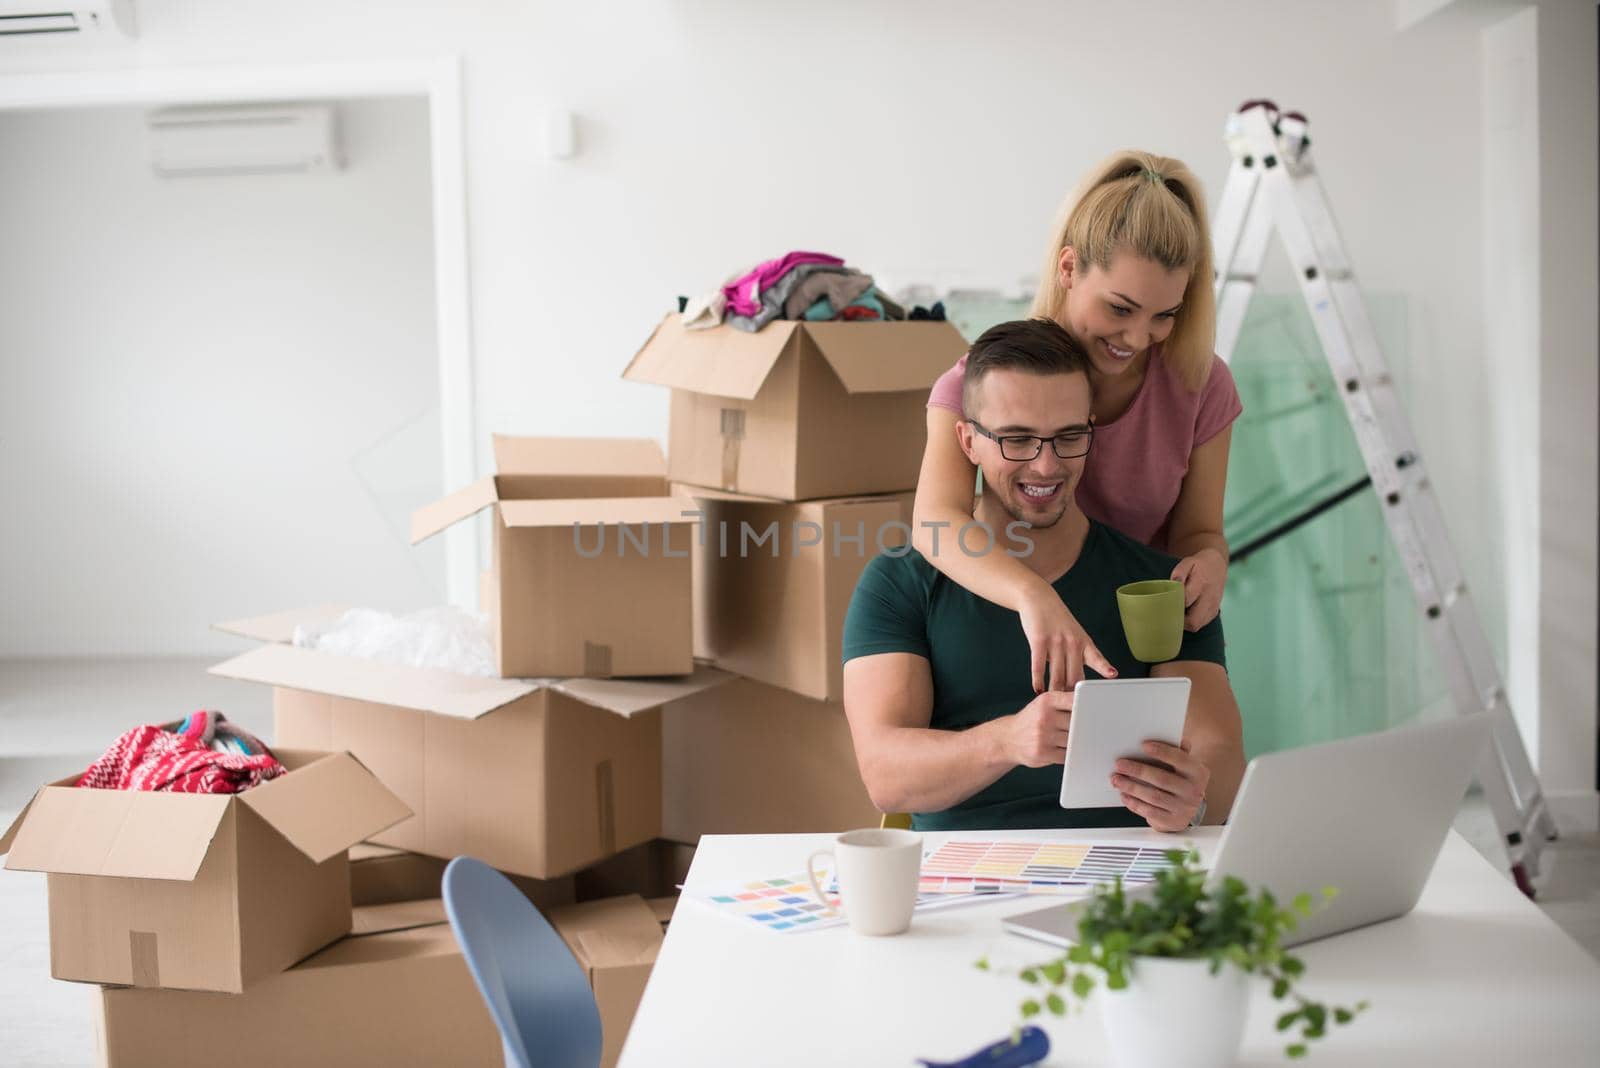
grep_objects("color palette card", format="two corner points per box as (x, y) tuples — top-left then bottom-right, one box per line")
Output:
(918, 875), (1103, 896)
(919, 840), (1184, 892)
(693, 872), (846, 934)
(693, 872), (1021, 935)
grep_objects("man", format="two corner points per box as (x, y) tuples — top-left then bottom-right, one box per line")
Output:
(841, 318), (1244, 832)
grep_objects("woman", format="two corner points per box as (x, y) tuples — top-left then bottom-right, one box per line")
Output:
(913, 150), (1240, 692)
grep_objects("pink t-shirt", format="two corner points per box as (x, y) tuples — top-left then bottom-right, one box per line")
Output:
(928, 350), (1242, 551)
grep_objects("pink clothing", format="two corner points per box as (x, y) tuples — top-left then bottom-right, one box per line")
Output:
(927, 350), (1242, 551)
(721, 251), (845, 318)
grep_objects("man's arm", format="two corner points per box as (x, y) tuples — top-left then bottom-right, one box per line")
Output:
(1157, 660), (1245, 823)
(1111, 660), (1245, 830)
(843, 651), (1074, 815)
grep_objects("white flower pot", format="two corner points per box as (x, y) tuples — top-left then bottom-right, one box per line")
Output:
(1099, 956), (1250, 1068)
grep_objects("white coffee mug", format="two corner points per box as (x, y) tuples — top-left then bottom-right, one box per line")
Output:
(805, 827), (922, 936)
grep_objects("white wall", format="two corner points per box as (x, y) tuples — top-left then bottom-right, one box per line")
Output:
(0, 0), (1592, 816)
(0, 0), (1503, 631)
(0, 97), (443, 655)
(1530, 0), (1599, 827)
(0, 2), (1494, 457)
(1482, 7), (1543, 762)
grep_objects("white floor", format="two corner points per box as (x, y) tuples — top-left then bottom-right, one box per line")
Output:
(2, 657), (1597, 1066)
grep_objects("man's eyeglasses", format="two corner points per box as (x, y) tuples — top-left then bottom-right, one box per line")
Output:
(967, 421), (1094, 461)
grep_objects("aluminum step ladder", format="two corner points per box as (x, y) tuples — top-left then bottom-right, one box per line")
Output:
(1210, 100), (1558, 895)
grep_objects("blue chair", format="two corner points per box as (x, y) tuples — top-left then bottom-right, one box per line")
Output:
(442, 856), (604, 1068)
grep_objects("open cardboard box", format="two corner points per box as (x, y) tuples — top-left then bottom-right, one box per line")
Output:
(548, 894), (665, 1068)
(411, 435), (696, 678)
(96, 899), (503, 1067)
(661, 676), (880, 843)
(1, 749), (410, 993)
(623, 315), (968, 500)
(212, 607), (732, 880)
(680, 484), (913, 700)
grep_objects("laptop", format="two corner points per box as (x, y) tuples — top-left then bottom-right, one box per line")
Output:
(1002, 714), (1492, 948)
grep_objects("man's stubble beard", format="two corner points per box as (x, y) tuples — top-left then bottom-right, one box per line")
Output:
(989, 472), (1072, 531)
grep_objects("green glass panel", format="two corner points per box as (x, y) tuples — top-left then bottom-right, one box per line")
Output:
(1224, 294), (1446, 758)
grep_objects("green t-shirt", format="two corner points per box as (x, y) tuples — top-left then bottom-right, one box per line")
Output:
(841, 521), (1227, 832)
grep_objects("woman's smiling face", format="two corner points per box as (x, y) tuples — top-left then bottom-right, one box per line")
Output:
(1056, 246), (1190, 377)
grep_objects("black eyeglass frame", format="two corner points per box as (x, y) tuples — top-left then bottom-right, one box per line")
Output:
(967, 420), (1095, 461)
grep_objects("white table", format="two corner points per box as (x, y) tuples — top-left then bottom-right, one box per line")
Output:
(619, 827), (1600, 1066)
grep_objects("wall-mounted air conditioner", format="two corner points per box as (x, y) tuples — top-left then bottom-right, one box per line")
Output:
(0, 0), (135, 37)
(146, 104), (344, 178)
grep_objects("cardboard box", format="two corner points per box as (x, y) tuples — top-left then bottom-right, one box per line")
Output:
(210, 614), (731, 879)
(411, 435), (696, 678)
(1, 750), (410, 993)
(681, 484), (914, 700)
(574, 837), (695, 903)
(623, 316), (968, 500)
(646, 895), (679, 929)
(96, 900), (503, 1067)
(349, 842), (449, 907)
(661, 676), (880, 842)
(350, 842), (577, 912)
(548, 895), (664, 1068)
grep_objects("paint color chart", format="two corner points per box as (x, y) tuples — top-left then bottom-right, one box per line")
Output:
(693, 872), (1020, 934)
(919, 840), (1182, 894)
(698, 873), (846, 933)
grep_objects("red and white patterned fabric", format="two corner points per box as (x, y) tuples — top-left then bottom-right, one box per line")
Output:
(77, 711), (285, 794)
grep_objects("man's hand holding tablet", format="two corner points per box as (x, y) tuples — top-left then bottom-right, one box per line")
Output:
(1059, 677), (1207, 832)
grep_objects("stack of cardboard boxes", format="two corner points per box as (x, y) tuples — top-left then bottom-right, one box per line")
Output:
(1, 309), (965, 1066)
(623, 314), (968, 839)
(194, 435), (721, 1067)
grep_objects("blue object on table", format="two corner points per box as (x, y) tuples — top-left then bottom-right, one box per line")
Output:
(917, 1025), (1051, 1068)
(442, 856), (604, 1068)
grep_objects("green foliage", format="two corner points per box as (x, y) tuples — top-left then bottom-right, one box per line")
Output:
(987, 850), (1366, 1059)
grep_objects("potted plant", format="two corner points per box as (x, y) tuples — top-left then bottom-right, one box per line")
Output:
(980, 850), (1366, 1066)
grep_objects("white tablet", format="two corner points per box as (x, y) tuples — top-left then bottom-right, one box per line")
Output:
(1058, 677), (1191, 809)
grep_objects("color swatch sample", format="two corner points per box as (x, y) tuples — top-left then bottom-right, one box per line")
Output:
(919, 840), (1182, 893)
(917, 875), (1117, 896)
(692, 871), (1021, 934)
(697, 873), (844, 933)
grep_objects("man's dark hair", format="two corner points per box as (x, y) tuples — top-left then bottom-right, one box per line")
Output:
(962, 317), (1090, 416)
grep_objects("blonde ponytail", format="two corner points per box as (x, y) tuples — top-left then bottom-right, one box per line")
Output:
(1030, 150), (1217, 390)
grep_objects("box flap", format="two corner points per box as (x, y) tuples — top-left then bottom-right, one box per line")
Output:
(0, 780), (56, 856)
(548, 895), (664, 970)
(552, 664), (733, 717)
(349, 841), (408, 863)
(349, 897), (449, 936)
(238, 751), (413, 863)
(621, 314), (799, 400)
(208, 644), (542, 721)
(212, 604), (352, 644)
(498, 496), (699, 530)
(803, 321), (969, 394)
(410, 475), (501, 545)
(492, 435), (666, 478)
(3, 787), (230, 881)
(669, 482), (787, 504)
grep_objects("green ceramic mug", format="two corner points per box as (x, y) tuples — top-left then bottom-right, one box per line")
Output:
(1116, 579), (1186, 663)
